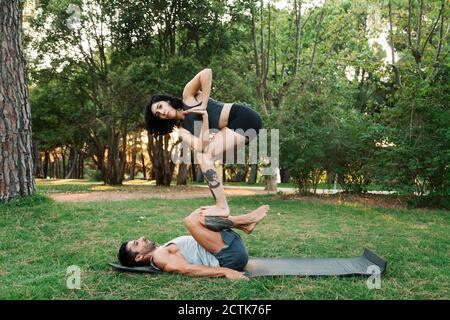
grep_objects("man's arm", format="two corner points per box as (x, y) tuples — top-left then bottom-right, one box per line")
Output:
(164, 262), (248, 280)
(153, 243), (247, 280)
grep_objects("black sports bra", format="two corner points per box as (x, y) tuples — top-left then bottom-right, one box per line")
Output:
(181, 98), (225, 136)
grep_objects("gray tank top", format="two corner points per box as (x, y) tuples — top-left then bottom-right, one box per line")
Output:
(181, 98), (224, 136)
(163, 236), (220, 267)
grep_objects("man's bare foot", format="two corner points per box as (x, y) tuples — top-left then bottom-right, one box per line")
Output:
(200, 205), (230, 217)
(239, 205), (269, 234)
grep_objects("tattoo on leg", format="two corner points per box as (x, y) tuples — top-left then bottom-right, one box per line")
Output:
(209, 189), (217, 201)
(204, 216), (234, 232)
(204, 169), (220, 189)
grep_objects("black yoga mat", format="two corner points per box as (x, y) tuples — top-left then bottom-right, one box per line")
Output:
(109, 249), (387, 278)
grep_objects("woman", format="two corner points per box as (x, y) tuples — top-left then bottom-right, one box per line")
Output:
(144, 68), (263, 217)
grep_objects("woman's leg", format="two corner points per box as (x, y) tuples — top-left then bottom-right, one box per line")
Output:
(196, 127), (247, 217)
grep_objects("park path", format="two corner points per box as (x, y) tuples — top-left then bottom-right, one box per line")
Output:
(49, 183), (396, 203)
(49, 185), (271, 202)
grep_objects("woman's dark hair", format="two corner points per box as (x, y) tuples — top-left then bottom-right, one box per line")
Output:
(118, 241), (145, 267)
(144, 94), (184, 136)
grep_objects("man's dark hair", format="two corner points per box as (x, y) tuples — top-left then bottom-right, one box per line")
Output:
(118, 241), (141, 267)
(144, 94), (184, 136)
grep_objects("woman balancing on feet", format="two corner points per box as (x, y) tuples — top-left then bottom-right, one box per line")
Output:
(144, 68), (263, 217)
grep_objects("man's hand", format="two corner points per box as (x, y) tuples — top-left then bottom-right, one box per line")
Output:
(224, 269), (249, 281)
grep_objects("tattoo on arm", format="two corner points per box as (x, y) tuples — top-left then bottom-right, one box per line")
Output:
(204, 169), (220, 189)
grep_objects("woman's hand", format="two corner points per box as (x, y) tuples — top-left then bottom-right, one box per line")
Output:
(183, 106), (207, 117)
(185, 106), (209, 152)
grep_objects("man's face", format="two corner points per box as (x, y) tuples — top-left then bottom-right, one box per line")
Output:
(127, 236), (156, 258)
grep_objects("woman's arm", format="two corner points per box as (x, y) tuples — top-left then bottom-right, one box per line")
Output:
(179, 113), (210, 153)
(182, 68), (212, 110)
(198, 111), (209, 152)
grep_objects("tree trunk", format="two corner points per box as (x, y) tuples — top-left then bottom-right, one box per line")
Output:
(0, 1), (36, 196)
(176, 163), (188, 185)
(149, 164), (155, 180)
(280, 167), (291, 183)
(148, 133), (178, 186)
(309, 1), (326, 71)
(176, 147), (188, 185)
(49, 157), (54, 179)
(248, 164), (258, 184)
(327, 169), (334, 184)
(196, 166), (204, 183)
(0, 1), (36, 201)
(118, 122), (128, 183)
(78, 153), (84, 179)
(162, 135), (179, 186)
(65, 148), (78, 179)
(388, 0), (402, 87)
(251, 1), (287, 192)
(190, 150), (196, 181)
(128, 131), (139, 180)
(32, 141), (39, 177)
(294, 0), (302, 74)
(152, 135), (165, 185)
(61, 146), (66, 178)
(35, 152), (43, 178)
(53, 151), (60, 178)
(265, 169), (278, 192)
(43, 151), (50, 178)
(140, 153), (146, 179)
(130, 151), (137, 180)
(75, 152), (80, 179)
(38, 152), (44, 178)
(104, 129), (122, 185)
(232, 165), (247, 182)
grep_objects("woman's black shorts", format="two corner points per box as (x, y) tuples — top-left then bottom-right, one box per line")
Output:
(227, 103), (263, 143)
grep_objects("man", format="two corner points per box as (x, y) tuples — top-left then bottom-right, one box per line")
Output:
(118, 205), (269, 280)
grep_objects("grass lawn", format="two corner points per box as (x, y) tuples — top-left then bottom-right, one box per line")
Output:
(0, 185), (449, 299)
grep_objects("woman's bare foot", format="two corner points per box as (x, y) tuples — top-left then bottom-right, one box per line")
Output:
(200, 205), (230, 217)
(239, 205), (269, 234)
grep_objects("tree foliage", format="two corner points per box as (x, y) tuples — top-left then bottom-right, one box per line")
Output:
(25, 0), (449, 207)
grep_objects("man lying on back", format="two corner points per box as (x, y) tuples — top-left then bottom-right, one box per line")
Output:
(118, 205), (269, 280)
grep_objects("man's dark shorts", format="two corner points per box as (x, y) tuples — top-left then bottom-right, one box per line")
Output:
(213, 229), (249, 271)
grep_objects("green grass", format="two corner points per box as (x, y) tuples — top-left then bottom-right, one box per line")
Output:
(0, 185), (449, 299)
